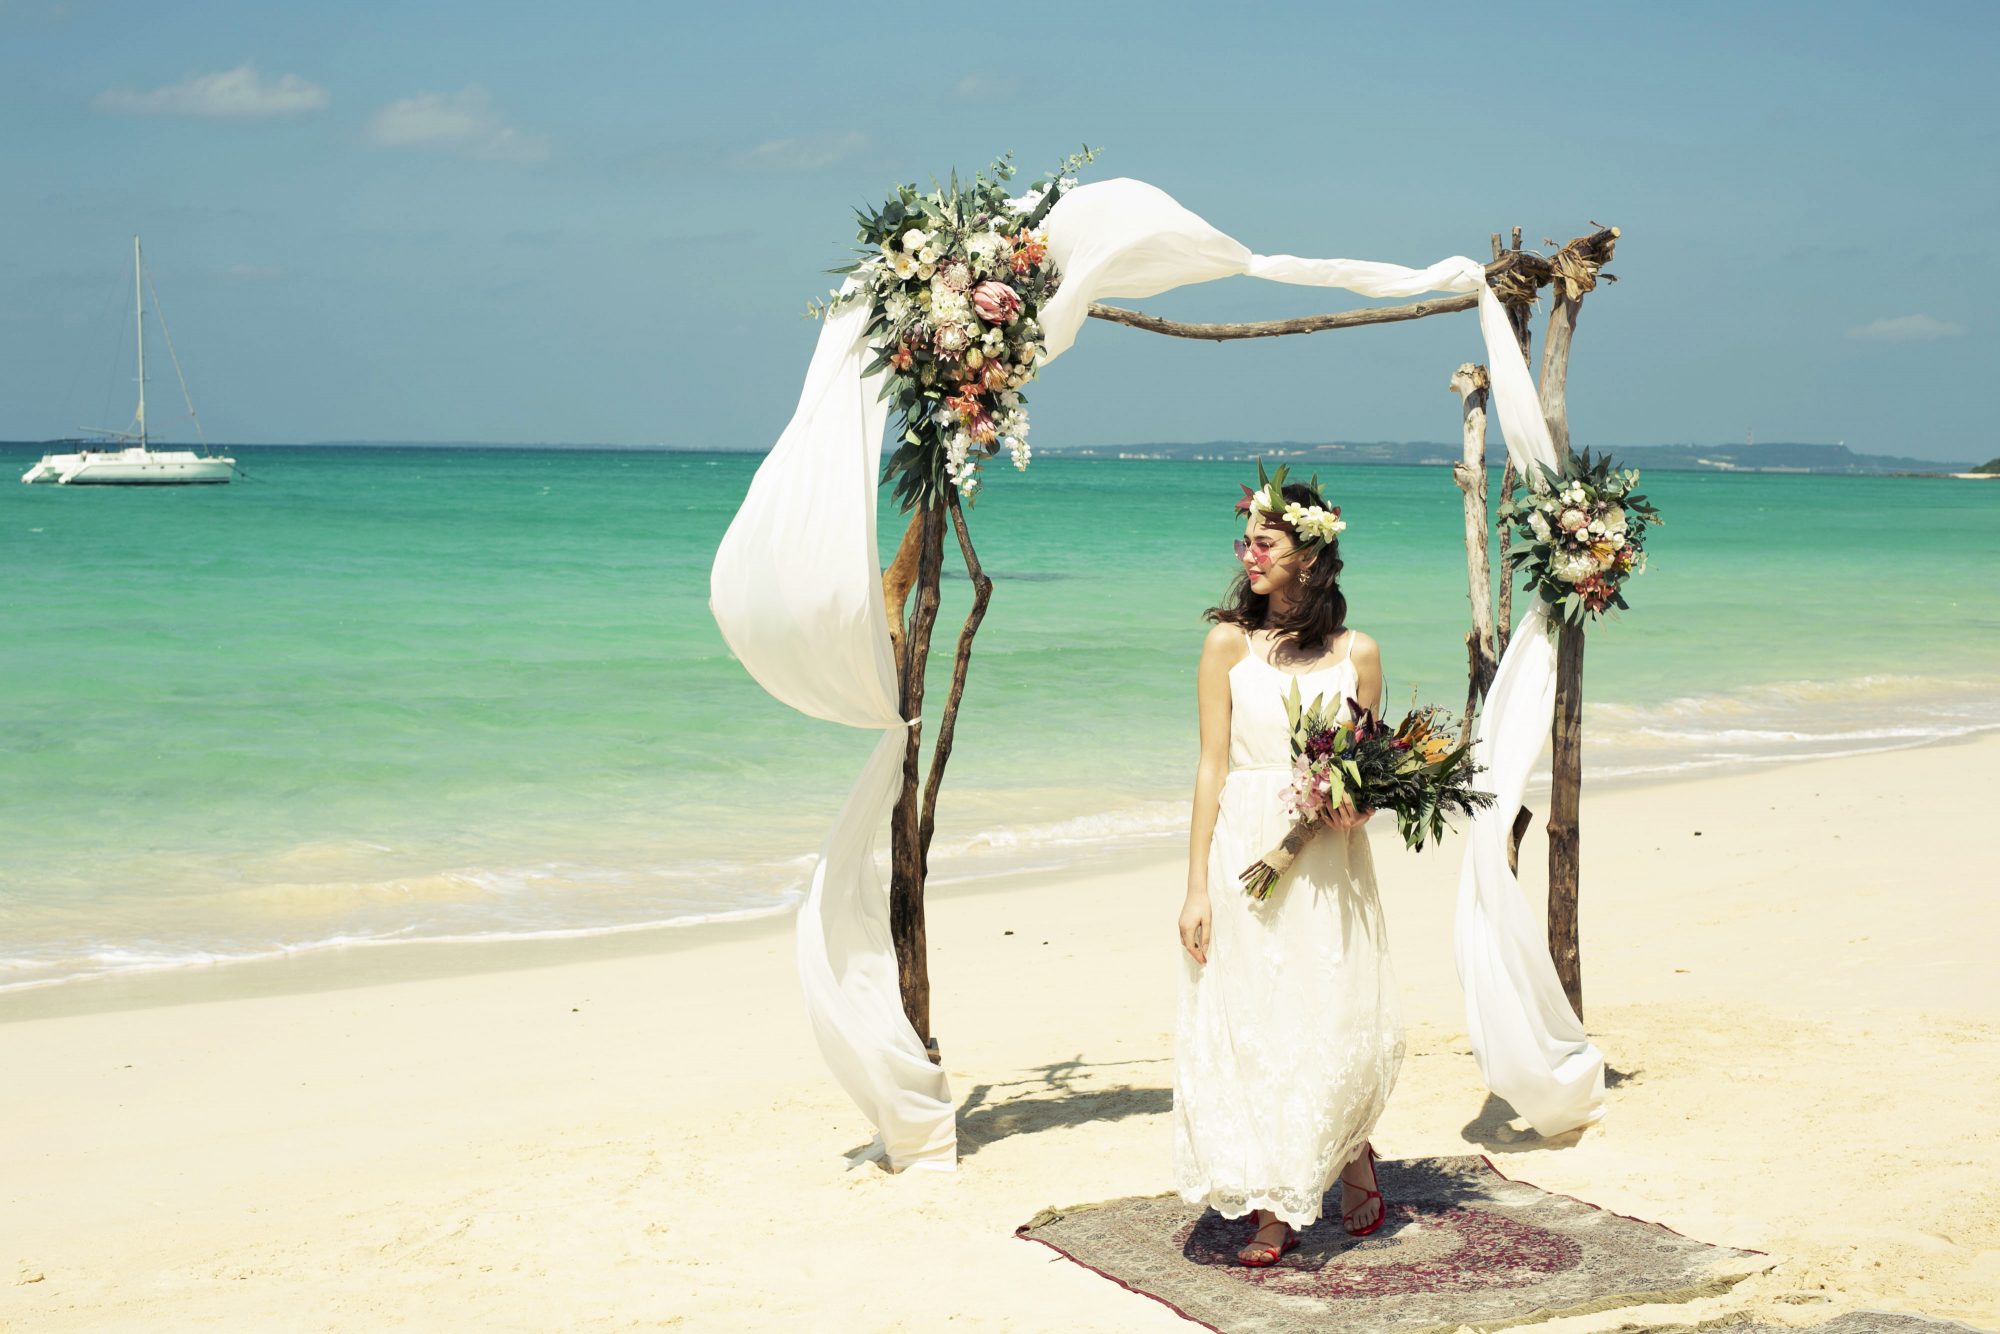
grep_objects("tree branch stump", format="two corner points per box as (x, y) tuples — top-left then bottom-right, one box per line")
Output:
(1507, 806), (1533, 877)
(883, 513), (924, 667)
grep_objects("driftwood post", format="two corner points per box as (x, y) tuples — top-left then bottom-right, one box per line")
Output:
(1534, 226), (1621, 1022)
(1547, 621), (1585, 1016)
(881, 487), (998, 1065)
(889, 500), (946, 1054)
(1449, 362), (1497, 731)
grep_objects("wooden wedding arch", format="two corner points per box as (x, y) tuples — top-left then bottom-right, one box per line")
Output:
(881, 224), (1622, 1060)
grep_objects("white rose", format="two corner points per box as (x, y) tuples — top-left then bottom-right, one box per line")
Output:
(901, 228), (930, 252)
(1528, 510), (1552, 541)
(1553, 551), (1598, 584)
(917, 245), (940, 266)
(1602, 505), (1628, 533)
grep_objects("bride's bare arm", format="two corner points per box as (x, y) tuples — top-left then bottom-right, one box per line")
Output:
(1351, 631), (1383, 716)
(1181, 624), (1238, 964)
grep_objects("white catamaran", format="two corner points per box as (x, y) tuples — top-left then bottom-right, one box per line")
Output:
(21, 236), (235, 486)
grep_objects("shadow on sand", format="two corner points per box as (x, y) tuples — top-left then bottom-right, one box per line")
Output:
(1458, 1064), (1636, 1154)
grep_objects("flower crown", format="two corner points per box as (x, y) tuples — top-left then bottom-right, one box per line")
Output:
(1233, 459), (1346, 544)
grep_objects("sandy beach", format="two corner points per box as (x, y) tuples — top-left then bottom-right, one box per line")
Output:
(4, 734), (1995, 1332)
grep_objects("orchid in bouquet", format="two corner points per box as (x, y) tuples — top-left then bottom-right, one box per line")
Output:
(1497, 448), (1662, 625)
(806, 147), (1099, 512)
(1238, 679), (1495, 900)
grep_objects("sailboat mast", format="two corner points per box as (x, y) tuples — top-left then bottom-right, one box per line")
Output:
(133, 235), (148, 449)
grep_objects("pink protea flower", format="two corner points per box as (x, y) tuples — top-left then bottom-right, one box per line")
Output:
(970, 280), (1023, 324)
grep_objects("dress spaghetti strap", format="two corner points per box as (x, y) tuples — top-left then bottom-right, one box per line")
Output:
(1242, 625), (1357, 674)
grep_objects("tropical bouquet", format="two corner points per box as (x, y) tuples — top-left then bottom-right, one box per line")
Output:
(1497, 448), (1662, 624)
(1238, 678), (1495, 900)
(807, 147), (1099, 512)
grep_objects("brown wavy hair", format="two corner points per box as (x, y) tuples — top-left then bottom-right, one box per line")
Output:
(1203, 481), (1348, 652)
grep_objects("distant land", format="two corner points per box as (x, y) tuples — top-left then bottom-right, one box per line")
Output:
(5, 439), (1995, 477)
(1036, 439), (1994, 477)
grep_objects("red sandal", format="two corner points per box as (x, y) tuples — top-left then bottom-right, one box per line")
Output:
(1341, 1142), (1388, 1237)
(1237, 1212), (1299, 1267)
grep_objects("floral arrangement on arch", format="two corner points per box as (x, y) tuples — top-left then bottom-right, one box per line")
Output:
(807, 147), (1098, 511)
(1497, 448), (1662, 624)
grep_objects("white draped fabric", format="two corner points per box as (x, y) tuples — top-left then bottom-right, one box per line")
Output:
(709, 178), (1604, 1173)
(709, 281), (956, 1172)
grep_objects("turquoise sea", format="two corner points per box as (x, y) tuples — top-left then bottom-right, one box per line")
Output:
(4, 445), (1997, 992)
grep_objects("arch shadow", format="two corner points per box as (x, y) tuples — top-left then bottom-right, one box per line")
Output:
(958, 1053), (1175, 1157)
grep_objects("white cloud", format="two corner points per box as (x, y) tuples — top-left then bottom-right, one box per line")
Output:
(93, 63), (328, 118)
(366, 86), (549, 163)
(953, 73), (1017, 102)
(1846, 313), (1967, 343)
(736, 130), (868, 172)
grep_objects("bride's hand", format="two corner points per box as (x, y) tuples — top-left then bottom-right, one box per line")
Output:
(1328, 797), (1376, 830)
(1178, 893), (1211, 966)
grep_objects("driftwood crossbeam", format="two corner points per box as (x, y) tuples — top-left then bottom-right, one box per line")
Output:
(884, 225), (1620, 1060)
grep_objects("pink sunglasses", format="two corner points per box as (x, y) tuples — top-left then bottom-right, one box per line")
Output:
(1233, 537), (1290, 567)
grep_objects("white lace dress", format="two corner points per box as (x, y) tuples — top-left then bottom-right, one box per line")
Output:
(1172, 631), (1407, 1230)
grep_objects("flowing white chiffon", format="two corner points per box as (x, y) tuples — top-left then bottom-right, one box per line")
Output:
(708, 177), (1604, 1173)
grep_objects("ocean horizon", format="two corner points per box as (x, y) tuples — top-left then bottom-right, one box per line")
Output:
(5, 443), (1996, 993)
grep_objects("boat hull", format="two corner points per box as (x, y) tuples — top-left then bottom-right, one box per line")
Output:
(20, 450), (233, 485)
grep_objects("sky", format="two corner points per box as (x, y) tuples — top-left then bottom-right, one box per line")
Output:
(3, 0), (1995, 460)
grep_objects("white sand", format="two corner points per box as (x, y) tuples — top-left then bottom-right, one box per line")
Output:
(4, 735), (1996, 1331)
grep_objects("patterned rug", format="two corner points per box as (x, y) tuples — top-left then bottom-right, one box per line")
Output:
(1701, 1316), (1993, 1333)
(1015, 1155), (1775, 1334)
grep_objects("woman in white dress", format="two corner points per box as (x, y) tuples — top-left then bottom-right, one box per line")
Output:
(1173, 470), (1407, 1266)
